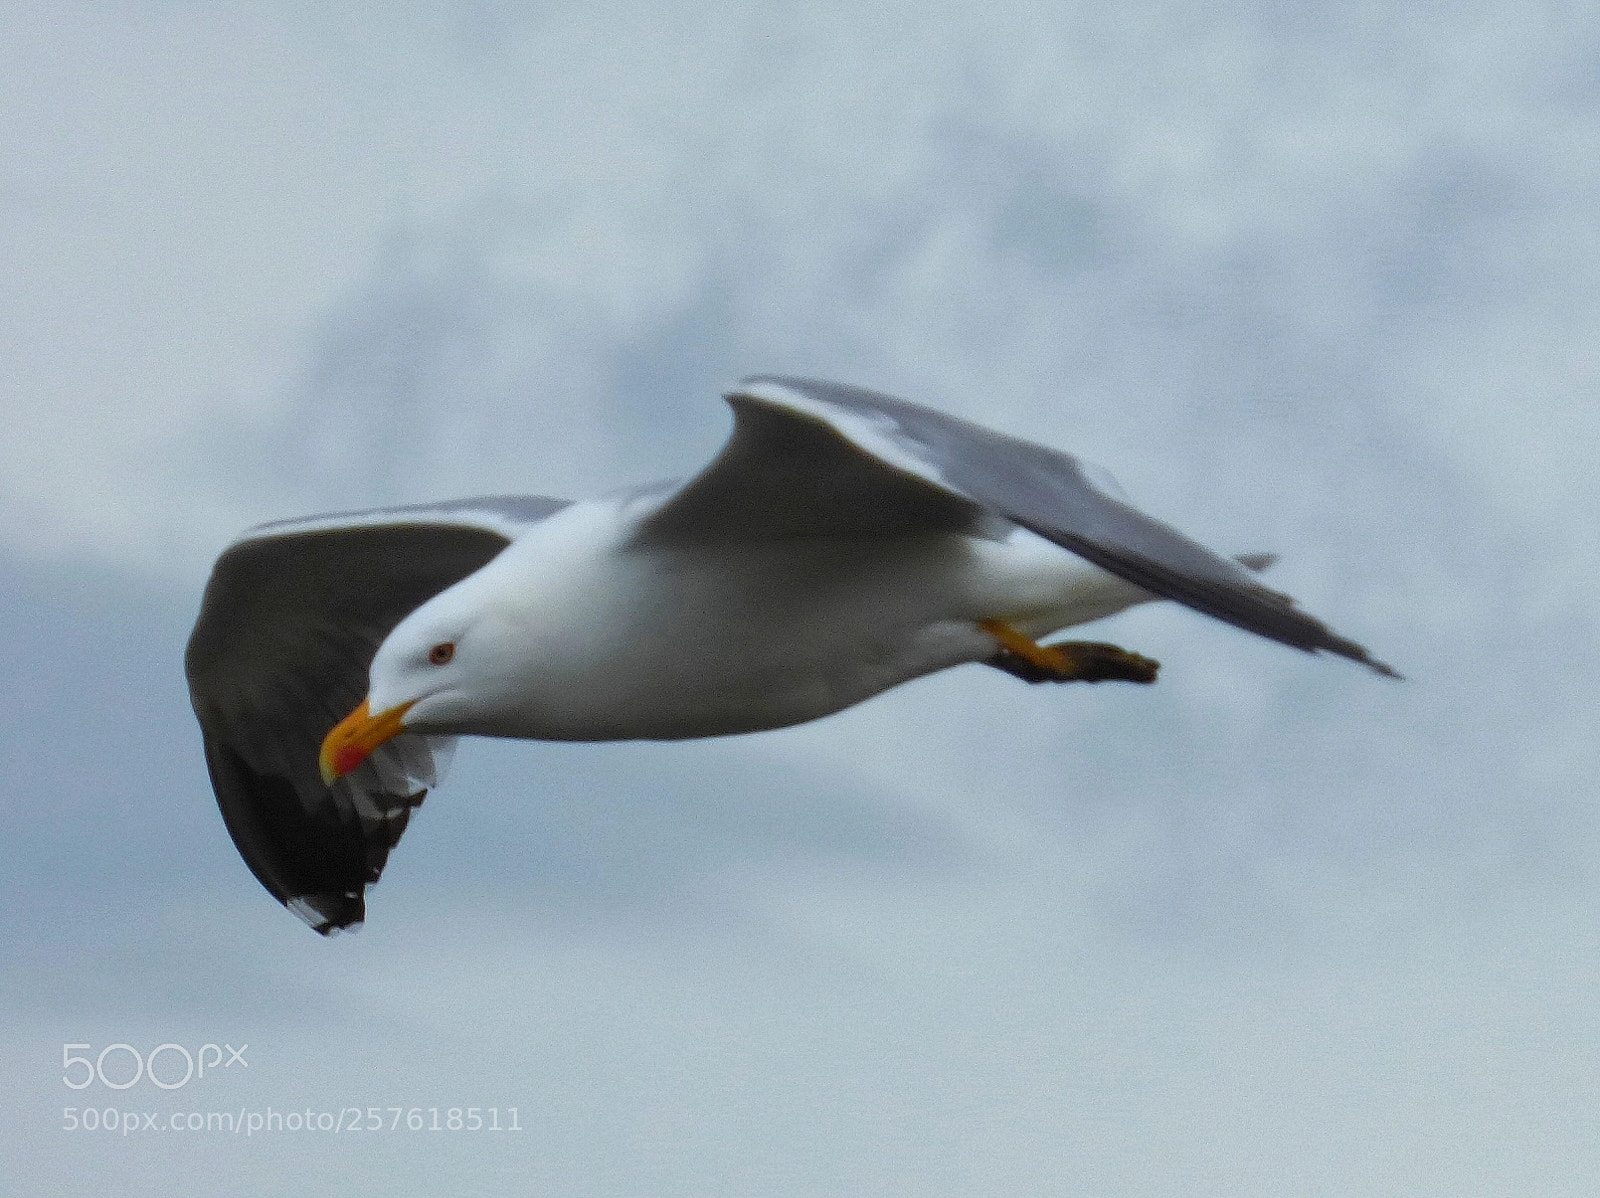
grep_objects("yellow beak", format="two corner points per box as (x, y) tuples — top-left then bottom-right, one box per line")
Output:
(319, 698), (415, 785)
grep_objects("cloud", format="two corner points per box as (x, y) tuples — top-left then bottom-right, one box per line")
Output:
(7, 1), (1596, 577)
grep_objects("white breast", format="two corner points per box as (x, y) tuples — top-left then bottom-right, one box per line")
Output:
(449, 502), (1151, 741)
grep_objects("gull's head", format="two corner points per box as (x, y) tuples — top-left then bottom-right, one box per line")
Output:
(319, 585), (505, 785)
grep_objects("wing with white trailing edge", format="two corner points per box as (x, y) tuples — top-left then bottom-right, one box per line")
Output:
(637, 376), (1396, 676)
(185, 496), (569, 933)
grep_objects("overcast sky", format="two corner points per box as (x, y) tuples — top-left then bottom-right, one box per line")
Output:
(4, 3), (1599, 1194)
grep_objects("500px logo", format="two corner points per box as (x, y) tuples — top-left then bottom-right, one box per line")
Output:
(62, 1043), (247, 1090)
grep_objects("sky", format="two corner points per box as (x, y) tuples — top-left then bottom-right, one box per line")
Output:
(3, 1), (1599, 1193)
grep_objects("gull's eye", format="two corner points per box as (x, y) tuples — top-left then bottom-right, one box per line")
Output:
(428, 642), (455, 666)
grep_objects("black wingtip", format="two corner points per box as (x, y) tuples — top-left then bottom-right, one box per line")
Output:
(287, 894), (365, 936)
(1326, 641), (1403, 681)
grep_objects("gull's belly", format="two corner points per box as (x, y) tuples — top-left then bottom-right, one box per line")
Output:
(493, 524), (1148, 741)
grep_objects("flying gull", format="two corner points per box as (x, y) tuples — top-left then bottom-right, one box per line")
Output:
(186, 376), (1397, 934)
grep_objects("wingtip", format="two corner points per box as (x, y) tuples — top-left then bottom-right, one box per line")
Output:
(287, 894), (365, 936)
(1311, 632), (1403, 680)
(1334, 645), (1403, 680)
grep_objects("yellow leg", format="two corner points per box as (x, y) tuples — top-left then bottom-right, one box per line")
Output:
(979, 620), (1159, 684)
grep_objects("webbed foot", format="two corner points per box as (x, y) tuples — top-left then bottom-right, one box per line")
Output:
(980, 621), (1159, 685)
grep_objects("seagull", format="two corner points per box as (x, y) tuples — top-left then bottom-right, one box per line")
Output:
(186, 376), (1397, 934)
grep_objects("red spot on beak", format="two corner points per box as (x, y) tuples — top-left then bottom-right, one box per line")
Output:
(332, 742), (370, 778)
(319, 697), (415, 785)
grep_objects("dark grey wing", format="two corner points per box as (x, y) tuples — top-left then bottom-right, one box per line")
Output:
(631, 391), (982, 545)
(185, 496), (570, 935)
(638, 376), (1395, 676)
